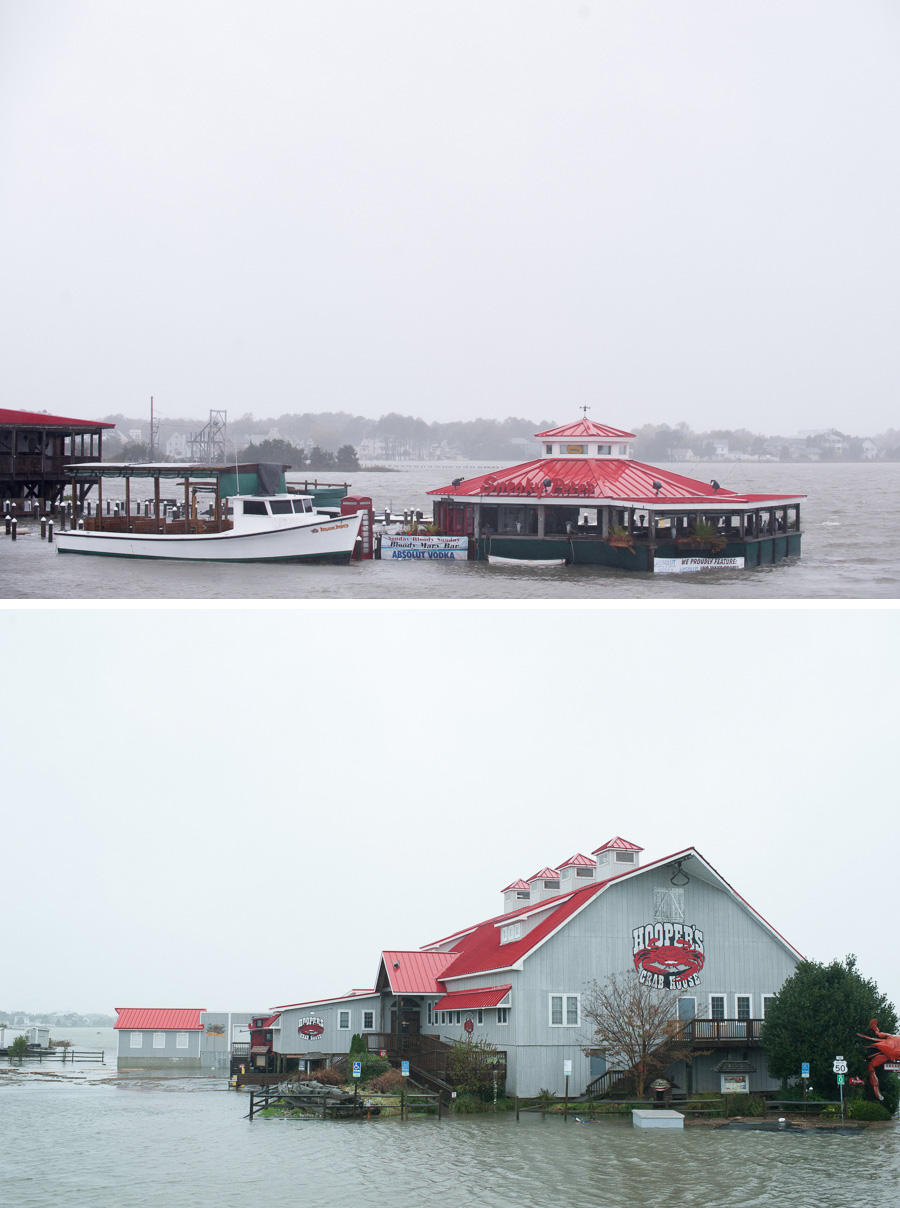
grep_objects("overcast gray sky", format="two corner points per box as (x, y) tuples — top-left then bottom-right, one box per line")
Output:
(2, 1), (898, 435)
(3, 606), (898, 1020)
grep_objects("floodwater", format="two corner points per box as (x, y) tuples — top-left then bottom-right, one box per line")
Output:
(2, 1057), (897, 1208)
(1, 462), (899, 600)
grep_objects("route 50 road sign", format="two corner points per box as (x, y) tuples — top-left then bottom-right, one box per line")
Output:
(833, 1056), (848, 1075)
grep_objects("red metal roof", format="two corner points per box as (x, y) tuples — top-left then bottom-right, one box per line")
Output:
(528, 867), (560, 881)
(434, 985), (511, 1011)
(501, 878), (531, 892)
(0, 407), (114, 429)
(535, 419), (636, 440)
(114, 1008), (205, 1030)
(558, 853), (594, 867)
(592, 837), (643, 853)
(429, 457), (804, 506)
(380, 950), (456, 994)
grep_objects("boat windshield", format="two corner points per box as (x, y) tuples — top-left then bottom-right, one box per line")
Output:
(243, 500), (269, 516)
(292, 499), (313, 513)
(269, 500), (294, 515)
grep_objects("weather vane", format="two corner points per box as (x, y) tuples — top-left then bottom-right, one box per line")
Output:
(580, 403), (591, 417)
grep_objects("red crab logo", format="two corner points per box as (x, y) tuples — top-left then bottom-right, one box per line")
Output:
(633, 937), (705, 989)
(298, 1017), (325, 1039)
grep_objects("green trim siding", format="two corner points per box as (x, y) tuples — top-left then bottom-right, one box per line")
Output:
(477, 534), (801, 571)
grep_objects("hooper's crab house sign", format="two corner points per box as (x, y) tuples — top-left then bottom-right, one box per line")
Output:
(632, 923), (705, 989)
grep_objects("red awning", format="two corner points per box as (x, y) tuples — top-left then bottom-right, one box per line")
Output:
(434, 985), (511, 1011)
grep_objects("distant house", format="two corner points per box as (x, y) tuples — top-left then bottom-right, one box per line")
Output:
(165, 433), (190, 460)
(115, 1008), (206, 1068)
(862, 440), (878, 460)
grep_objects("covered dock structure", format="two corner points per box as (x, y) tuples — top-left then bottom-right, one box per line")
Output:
(0, 407), (114, 510)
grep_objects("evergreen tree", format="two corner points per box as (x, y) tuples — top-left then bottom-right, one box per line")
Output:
(761, 955), (898, 1112)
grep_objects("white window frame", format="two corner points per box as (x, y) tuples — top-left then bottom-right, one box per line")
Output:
(476, 1009), (483, 1026)
(735, 994), (752, 1021)
(709, 995), (726, 1021)
(130, 1031), (143, 1048)
(153, 1032), (166, 1049)
(426, 1003), (433, 1026)
(338, 1010), (350, 1030)
(761, 994), (776, 1017)
(614, 851), (635, 864)
(496, 1007), (509, 1025)
(595, 851), (608, 865)
(500, 922), (521, 944)
(550, 994), (580, 1027)
(176, 1032), (189, 1049)
(362, 1010), (375, 1031)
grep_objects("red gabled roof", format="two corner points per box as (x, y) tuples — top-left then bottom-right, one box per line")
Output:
(558, 853), (594, 868)
(437, 884), (606, 980)
(380, 950), (456, 994)
(434, 985), (511, 1011)
(114, 1008), (205, 1030)
(593, 836), (643, 853)
(429, 457), (804, 506)
(0, 407), (114, 429)
(528, 867), (560, 881)
(535, 419), (636, 440)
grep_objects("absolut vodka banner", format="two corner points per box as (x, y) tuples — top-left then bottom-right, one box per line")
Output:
(381, 535), (469, 560)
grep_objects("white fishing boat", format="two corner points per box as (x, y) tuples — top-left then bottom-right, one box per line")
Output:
(55, 461), (363, 564)
(486, 554), (566, 568)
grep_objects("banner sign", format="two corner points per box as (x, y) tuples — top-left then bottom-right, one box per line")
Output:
(655, 557), (745, 574)
(297, 1016), (325, 1039)
(381, 535), (469, 560)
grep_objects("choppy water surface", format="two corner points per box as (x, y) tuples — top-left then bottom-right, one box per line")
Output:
(2, 462), (898, 599)
(2, 1061), (897, 1208)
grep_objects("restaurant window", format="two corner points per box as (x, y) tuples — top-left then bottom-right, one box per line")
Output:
(500, 922), (521, 944)
(476, 1010), (483, 1026)
(710, 995), (726, 1021)
(595, 851), (608, 865)
(736, 996), (751, 1021)
(597, 445), (611, 455)
(130, 1032), (143, 1048)
(543, 879), (559, 890)
(153, 1032), (165, 1048)
(762, 995), (776, 1017)
(363, 1010), (375, 1031)
(426, 1003), (433, 1026)
(615, 851), (635, 864)
(545, 444), (553, 454)
(550, 994), (579, 1027)
(176, 1033), (189, 1049)
(338, 1011), (350, 1030)
(497, 1008), (509, 1025)
(576, 867), (593, 878)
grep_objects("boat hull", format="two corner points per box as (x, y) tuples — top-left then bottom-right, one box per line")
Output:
(56, 514), (362, 563)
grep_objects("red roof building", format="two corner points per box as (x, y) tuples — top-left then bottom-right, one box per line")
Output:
(428, 416), (805, 572)
(267, 839), (804, 1099)
(0, 407), (114, 508)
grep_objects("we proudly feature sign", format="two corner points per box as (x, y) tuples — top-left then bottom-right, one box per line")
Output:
(381, 535), (469, 560)
(655, 557), (745, 574)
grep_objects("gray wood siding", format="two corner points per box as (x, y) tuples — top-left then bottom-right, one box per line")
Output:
(275, 996), (380, 1056)
(508, 870), (799, 1096)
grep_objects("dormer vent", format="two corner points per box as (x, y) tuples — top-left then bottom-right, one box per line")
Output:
(592, 837), (643, 871)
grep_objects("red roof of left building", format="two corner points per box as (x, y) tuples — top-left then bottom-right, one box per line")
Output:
(114, 1008), (205, 1030)
(0, 407), (114, 429)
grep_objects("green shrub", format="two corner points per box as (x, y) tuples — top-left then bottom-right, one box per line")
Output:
(819, 1105), (839, 1118)
(848, 1099), (892, 1122)
(745, 1094), (768, 1117)
(8, 1035), (29, 1059)
(359, 1056), (391, 1084)
(451, 1091), (485, 1114)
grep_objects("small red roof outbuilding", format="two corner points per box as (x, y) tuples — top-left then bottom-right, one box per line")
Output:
(114, 1008), (205, 1030)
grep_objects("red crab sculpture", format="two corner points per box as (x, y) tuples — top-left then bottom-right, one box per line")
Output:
(857, 1019), (900, 1101)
